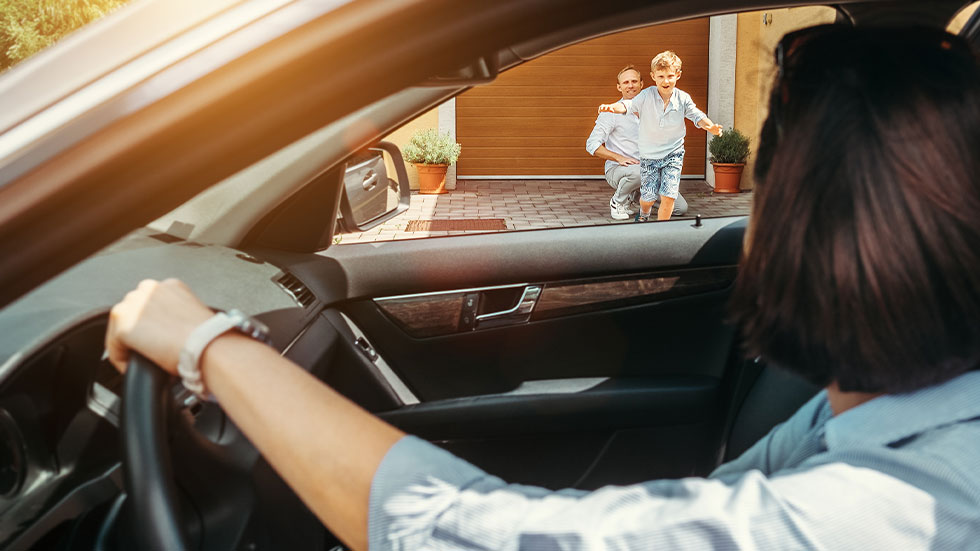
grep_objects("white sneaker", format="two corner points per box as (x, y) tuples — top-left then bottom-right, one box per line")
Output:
(611, 198), (638, 215)
(610, 200), (631, 220)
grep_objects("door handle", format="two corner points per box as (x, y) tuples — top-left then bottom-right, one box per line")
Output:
(475, 285), (541, 328)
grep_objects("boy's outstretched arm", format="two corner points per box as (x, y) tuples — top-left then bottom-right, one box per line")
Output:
(698, 117), (723, 136)
(598, 101), (627, 114)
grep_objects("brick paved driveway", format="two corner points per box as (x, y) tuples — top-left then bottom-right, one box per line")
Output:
(335, 179), (752, 244)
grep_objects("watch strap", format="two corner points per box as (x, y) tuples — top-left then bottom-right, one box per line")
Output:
(177, 309), (270, 398)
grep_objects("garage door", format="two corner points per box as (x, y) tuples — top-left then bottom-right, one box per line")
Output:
(457, 18), (709, 177)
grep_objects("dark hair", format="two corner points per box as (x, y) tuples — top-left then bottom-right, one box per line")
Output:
(729, 26), (980, 393)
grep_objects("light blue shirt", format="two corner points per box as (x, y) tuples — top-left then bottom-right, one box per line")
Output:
(621, 87), (706, 160)
(585, 107), (640, 174)
(368, 370), (980, 550)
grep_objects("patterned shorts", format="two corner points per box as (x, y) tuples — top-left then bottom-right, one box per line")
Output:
(640, 150), (685, 202)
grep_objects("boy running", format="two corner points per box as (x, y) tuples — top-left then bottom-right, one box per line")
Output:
(600, 51), (722, 221)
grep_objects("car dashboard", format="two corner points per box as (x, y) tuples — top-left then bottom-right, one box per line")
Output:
(0, 229), (342, 550)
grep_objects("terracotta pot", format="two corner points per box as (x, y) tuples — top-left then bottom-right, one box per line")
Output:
(415, 163), (449, 194)
(711, 162), (744, 194)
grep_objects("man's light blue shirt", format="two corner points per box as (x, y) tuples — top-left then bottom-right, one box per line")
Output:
(369, 370), (980, 549)
(622, 87), (706, 160)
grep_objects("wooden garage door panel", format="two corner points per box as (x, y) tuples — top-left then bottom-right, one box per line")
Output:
(483, 66), (709, 84)
(530, 55), (708, 66)
(461, 143), (708, 159)
(462, 152), (708, 166)
(461, 86), (708, 102)
(457, 19), (709, 177)
(556, 45), (706, 56)
(460, 119), (705, 135)
(457, 87), (707, 108)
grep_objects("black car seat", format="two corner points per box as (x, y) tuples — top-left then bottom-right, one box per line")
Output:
(723, 362), (820, 462)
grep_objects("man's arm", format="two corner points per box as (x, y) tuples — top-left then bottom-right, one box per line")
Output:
(106, 279), (403, 551)
(586, 113), (638, 166)
(593, 144), (638, 165)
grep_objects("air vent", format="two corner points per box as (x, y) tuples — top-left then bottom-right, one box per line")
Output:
(275, 272), (316, 308)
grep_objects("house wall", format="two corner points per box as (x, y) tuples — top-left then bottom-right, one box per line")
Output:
(706, 15), (737, 189)
(382, 107), (438, 191)
(733, 7), (836, 190)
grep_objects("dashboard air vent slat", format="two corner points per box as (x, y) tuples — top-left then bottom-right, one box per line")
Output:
(276, 272), (316, 308)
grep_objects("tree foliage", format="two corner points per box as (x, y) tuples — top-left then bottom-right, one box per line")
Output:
(1, 0), (130, 72)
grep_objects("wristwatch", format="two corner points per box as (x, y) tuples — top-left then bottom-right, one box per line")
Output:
(177, 309), (271, 399)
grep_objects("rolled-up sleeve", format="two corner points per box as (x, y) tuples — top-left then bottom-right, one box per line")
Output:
(586, 114), (614, 156)
(366, 430), (927, 551)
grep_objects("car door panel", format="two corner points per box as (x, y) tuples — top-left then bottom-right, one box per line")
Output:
(378, 375), (720, 439)
(254, 217), (749, 488)
(378, 375), (724, 489)
(344, 289), (734, 401)
(290, 215), (746, 301)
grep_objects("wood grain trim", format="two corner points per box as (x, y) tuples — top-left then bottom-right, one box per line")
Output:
(533, 267), (736, 320)
(375, 266), (734, 336)
(376, 293), (464, 338)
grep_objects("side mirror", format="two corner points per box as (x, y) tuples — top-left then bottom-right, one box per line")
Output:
(337, 141), (410, 232)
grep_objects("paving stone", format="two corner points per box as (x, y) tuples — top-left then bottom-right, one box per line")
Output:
(333, 179), (752, 244)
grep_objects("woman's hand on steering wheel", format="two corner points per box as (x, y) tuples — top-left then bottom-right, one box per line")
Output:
(106, 278), (213, 375)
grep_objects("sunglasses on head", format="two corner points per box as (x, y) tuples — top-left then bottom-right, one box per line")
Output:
(770, 24), (840, 140)
(769, 24), (974, 139)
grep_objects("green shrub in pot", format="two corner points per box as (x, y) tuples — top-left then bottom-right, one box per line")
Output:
(708, 127), (750, 164)
(403, 128), (461, 166)
(708, 128), (750, 193)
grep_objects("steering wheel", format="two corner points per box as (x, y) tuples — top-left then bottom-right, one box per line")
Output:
(121, 353), (191, 550)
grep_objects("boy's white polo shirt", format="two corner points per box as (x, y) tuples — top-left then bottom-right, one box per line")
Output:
(621, 87), (706, 160)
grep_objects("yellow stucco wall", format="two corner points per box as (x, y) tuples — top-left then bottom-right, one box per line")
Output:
(732, 2), (978, 189)
(382, 107), (439, 190)
(734, 7), (836, 189)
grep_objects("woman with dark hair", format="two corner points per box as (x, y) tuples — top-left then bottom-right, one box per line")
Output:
(107, 25), (980, 550)
(732, 25), (980, 396)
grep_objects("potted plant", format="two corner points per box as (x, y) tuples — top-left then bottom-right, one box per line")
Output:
(708, 127), (750, 194)
(402, 128), (461, 194)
